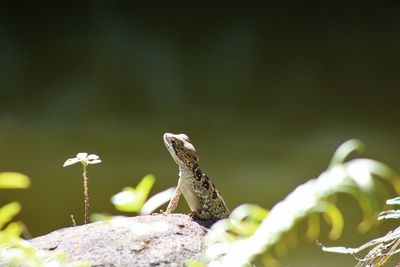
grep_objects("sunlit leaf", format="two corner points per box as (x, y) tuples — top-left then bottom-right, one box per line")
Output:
(186, 260), (207, 267)
(354, 192), (376, 233)
(322, 202), (344, 240)
(274, 240), (288, 256)
(352, 159), (399, 182)
(229, 221), (256, 237)
(329, 139), (364, 167)
(320, 229), (400, 259)
(135, 174), (155, 198)
(0, 172), (30, 189)
(284, 230), (299, 249)
(229, 204), (269, 222)
(140, 187), (175, 215)
(200, 140), (399, 266)
(206, 218), (237, 244)
(111, 188), (138, 212)
(347, 161), (374, 192)
(0, 221), (23, 242)
(338, 186), (376, 233)
(386, 197), (400, 205)
(90, 213), (113, 222)
(306, 213), (320, 240)
(210, 218), (233, 234)
(0, 202), (21, 228)
(220, 205), (269, 238)
(112, 175), (155, 213)
(392, 179), (400, 194)
(378, 210), (400, 220)
(261, 253), (280, 267)
(319, 244), (358, 254)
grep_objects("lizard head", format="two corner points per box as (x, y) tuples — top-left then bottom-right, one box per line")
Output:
(163, 133), (199, 169)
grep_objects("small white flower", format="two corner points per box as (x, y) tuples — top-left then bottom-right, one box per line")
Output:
(63, 157), (80, 167)
(76, 152), (88, 159)
(63, 152), (102, 167)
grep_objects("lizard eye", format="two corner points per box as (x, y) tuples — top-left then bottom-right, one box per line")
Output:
(170, 139), (176, 145)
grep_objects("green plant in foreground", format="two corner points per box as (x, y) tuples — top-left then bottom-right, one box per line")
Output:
(63, 153), (101, 224)
(190, 140), (400, 267)
(321, 196), (400, 267)
(0, 172), (88, 266)
(91, 174), (175, 222)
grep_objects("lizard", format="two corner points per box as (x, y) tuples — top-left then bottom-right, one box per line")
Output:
(163, 132), (230, 221)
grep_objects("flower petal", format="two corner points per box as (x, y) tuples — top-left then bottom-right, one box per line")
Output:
(87, 154), (100, 160)
(63, 158), (80, 167)
(76, 153), (88, 159)
(87, 159), (102, 165)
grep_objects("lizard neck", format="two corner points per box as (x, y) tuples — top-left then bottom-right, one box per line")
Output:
(177, 163), (203, 213)
(179, 164), (195, 179)
(179, 163), (202, 181)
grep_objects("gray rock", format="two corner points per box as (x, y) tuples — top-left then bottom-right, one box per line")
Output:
(30, 214), (211, 267)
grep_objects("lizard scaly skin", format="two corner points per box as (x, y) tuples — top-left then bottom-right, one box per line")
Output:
(163, 133), (230, 221)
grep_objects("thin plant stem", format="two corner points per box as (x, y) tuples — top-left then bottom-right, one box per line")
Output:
(71, 214), (76, 227)
(82, 164), (89, 224)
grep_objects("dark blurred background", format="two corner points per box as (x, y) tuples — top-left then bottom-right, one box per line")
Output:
(1, 2), (400, 266)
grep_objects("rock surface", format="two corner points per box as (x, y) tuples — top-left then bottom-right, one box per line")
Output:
(30, 214), (211, 267)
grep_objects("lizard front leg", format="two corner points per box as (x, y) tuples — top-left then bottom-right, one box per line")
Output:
(164, 183), (181, 214)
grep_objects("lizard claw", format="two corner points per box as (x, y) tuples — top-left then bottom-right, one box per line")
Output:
(150, 209), (167, 216)
(160, 209), (170, 216)
(188, 211), (200, 219)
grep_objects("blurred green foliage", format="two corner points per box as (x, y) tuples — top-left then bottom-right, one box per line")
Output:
(322, 196), (400, 266)
(1, 139), (399, 266)
(111, 174), (155, 213)
(91, 174), (174, 222)
(0, 3), (399, 266)
(189, 140), (400, 266)
(0, 172), (30, 189)
(0, 172), (88, 267)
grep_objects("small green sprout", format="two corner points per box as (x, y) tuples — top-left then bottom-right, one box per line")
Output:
(90, 175), (175, 223)
(111, 174), (155, 213)
(63, 153), (101, 224)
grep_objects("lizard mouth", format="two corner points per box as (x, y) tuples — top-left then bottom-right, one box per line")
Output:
(163, 133), (172, 148)
(163, 133), (182, 165)
(163, 133), (176, 154)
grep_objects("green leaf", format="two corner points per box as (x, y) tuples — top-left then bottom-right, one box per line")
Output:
(140, 187), (175, 215)
(329, 139), (364, 167)
(0, 221), (23, 243)
(186, 260), (207, 267)
(347, 161), (374, 192)
(386, 197), (400, 205)
(338, 186), (376, 233)
(135, 174), (156, 198)
(229, 204), (269, 222)
(319, 244), (358, 254)
(0, 172), (30, 189)
(321, 202), (344, 240)
(0, 202), (21, 228)
(90, 213), (113, 222)
(306, 213), (320, 240)
(112, 175), (155, 213)
(378, 210), (400, 220)
(111, 188), (138, 212)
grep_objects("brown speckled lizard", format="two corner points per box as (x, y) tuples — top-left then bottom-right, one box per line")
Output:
(163, 133), (230, 221)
